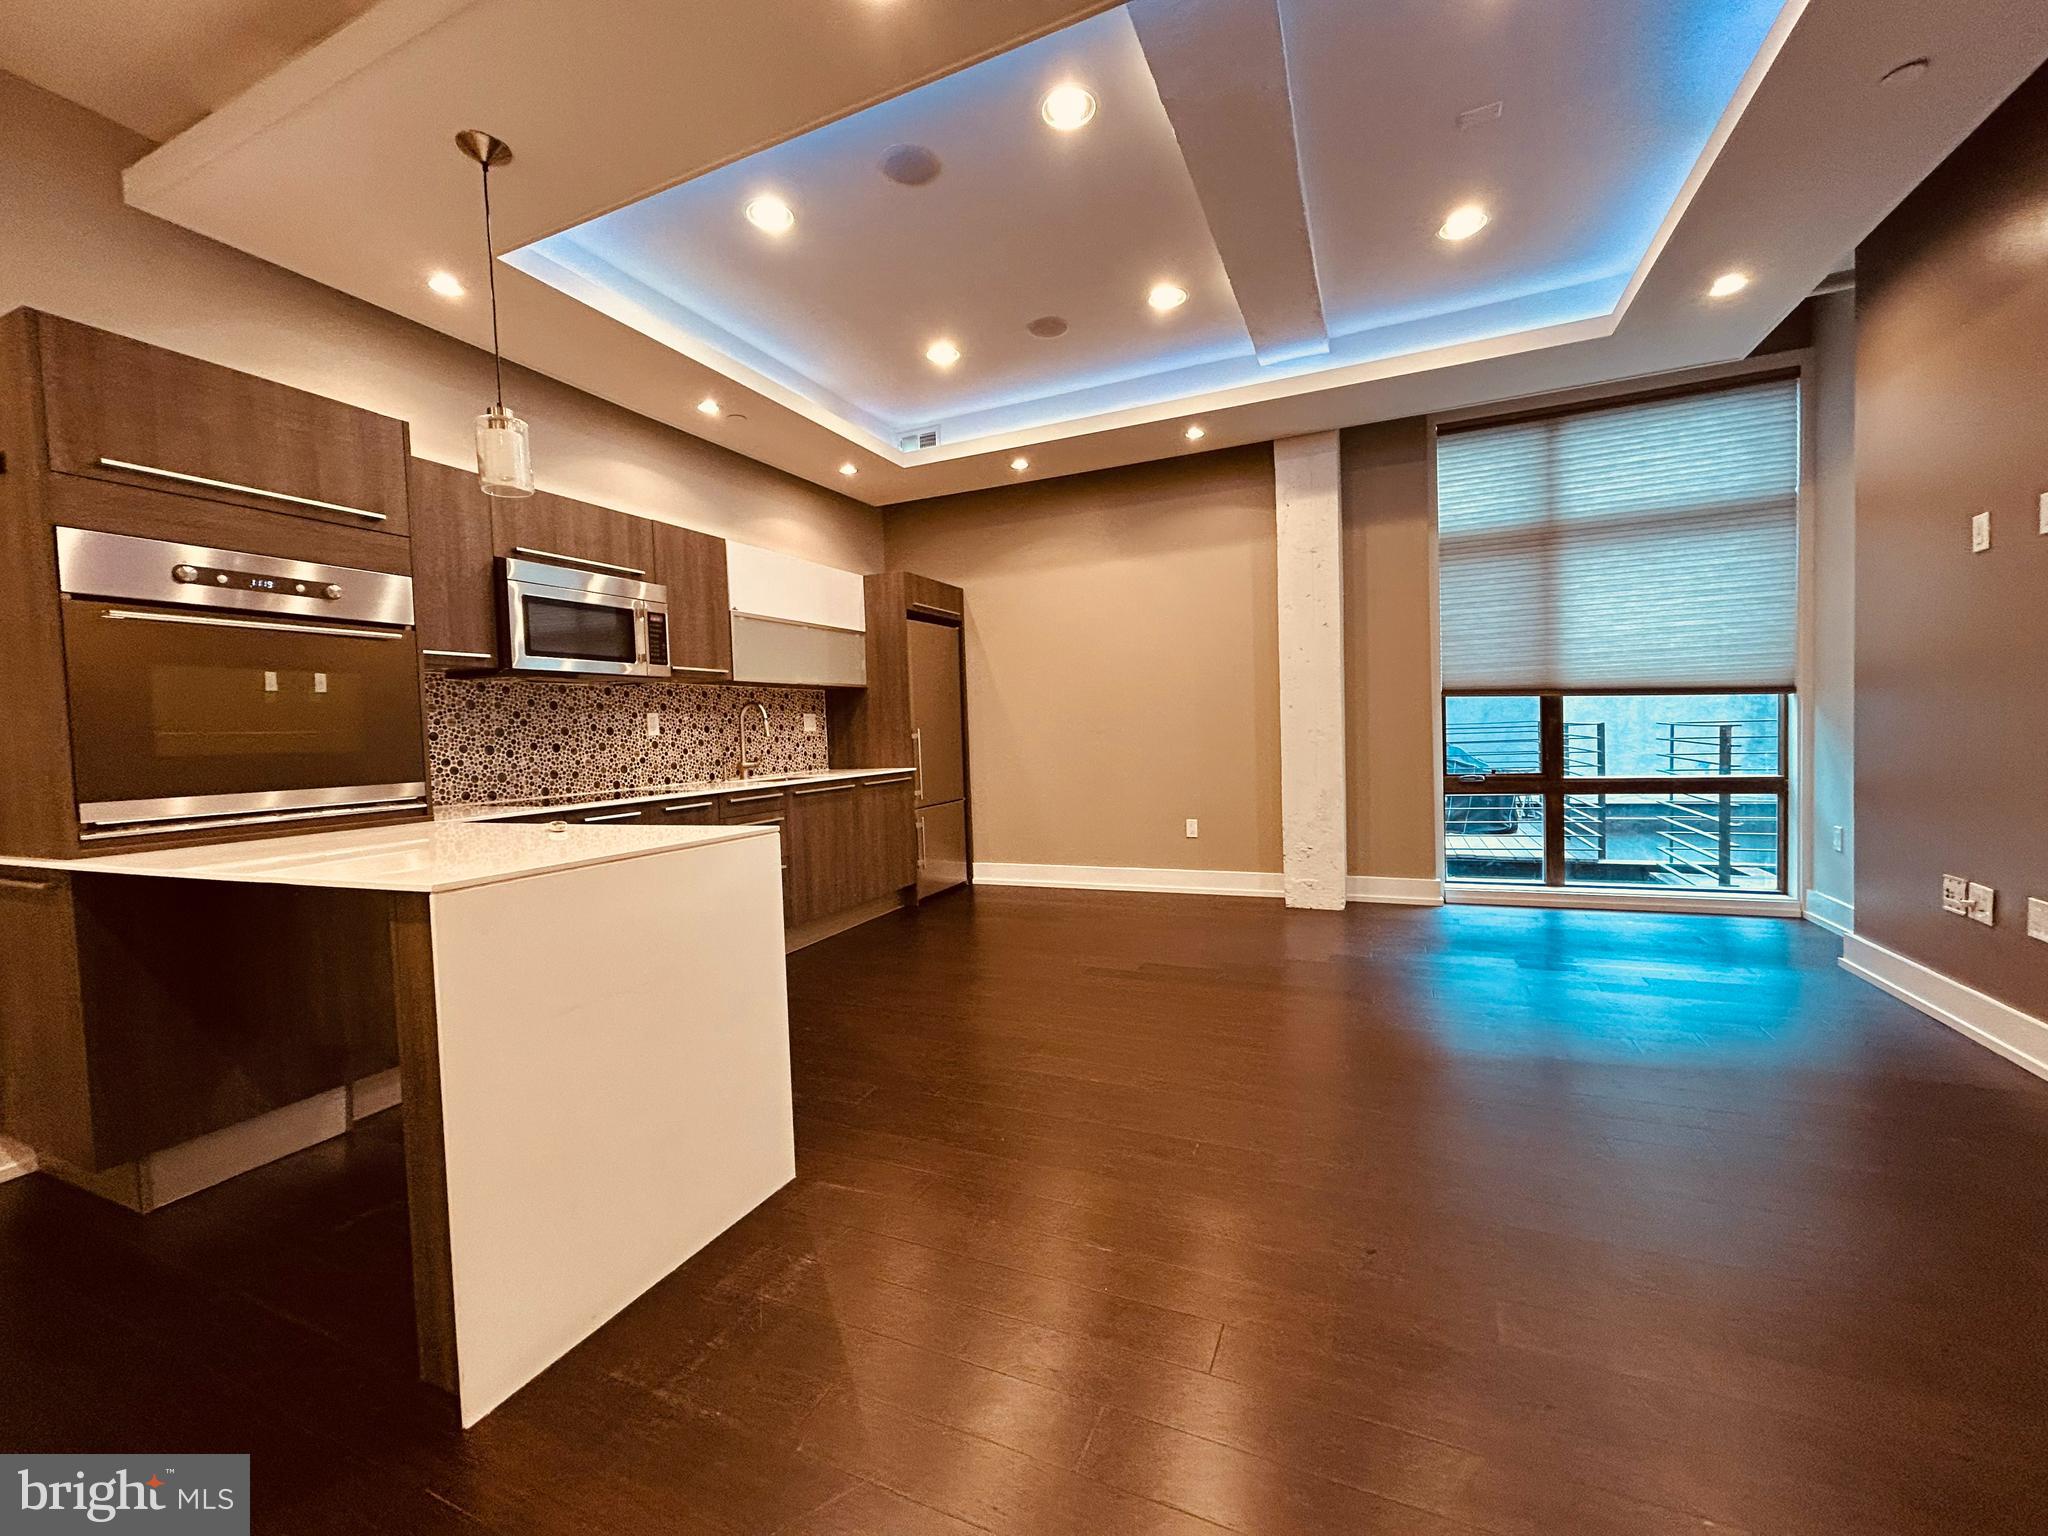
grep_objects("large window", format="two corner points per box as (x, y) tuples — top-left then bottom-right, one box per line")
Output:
(1444, 692), (1788, 891)
(1437, 377), (1800, 896)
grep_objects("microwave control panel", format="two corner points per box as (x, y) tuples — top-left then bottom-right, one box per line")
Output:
(645, 611), (670, 667)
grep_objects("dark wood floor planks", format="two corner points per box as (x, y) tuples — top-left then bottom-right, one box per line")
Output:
(3, 888), (2046, 1534)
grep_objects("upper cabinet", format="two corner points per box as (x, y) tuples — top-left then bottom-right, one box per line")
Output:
(649, 521), (732, 679)
(407, 458), (501, 668)
(490, 487), (654, 579)
(36, 315), (411, 536)
(726, 542), (867, 687)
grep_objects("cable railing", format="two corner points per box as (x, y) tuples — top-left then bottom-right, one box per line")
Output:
(1663, 719), (1779, 777)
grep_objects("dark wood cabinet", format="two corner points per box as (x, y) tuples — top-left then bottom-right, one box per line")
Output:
(491, 487), (655, 579)
(718, 787), (792, 921)
(649, 520), (733, 679)
(858, 774), (919, 900)
(407, 458), (501, 667)
(37, 314), (412, 535)
(788, 782), (861, 924)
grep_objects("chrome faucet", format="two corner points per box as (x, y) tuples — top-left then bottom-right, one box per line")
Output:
(736, 700), (771, 778)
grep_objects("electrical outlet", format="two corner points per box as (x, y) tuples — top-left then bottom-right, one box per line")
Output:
(1830, 824), (1844, 853)
(2029, 897), (2048, 943)
(801, 713), (820, 736)
(645, 711), (661, 740)
(1971, 510), (1991, 552)
(1941, 875), (1969, 915)
(1185, 818), (1200, 838)
(1967, 882), (1995, 926)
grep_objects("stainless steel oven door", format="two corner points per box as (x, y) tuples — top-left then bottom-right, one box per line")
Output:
(502, 558), (671, 678)
(60, 599), (428, 836)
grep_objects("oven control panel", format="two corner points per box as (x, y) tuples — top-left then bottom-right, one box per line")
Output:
(172, 563), (345, 601)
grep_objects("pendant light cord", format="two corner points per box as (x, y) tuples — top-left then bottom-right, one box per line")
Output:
(480, 158), (506, 411)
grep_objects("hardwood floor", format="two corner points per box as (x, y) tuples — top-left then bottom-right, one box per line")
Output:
(4, 889), (2046, 1534)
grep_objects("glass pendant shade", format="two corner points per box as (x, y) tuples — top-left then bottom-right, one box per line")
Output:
(475, 405), (534, 497)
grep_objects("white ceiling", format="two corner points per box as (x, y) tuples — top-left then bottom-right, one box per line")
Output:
(12, 0), (2048, 504)
(0, 0), (375, 142)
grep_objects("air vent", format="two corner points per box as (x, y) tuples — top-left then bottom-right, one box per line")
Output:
(1456, 100), (1503, 131)
(899, 427), (941, 452)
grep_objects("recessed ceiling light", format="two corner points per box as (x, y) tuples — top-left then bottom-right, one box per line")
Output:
(1010, 456), (1030, 472)
(427, 271), (465, 298)
(839, 462), (858, 477)
(1148, 282), (1189, 312)
(1437, 204), (1490, 242)
(744, 195), (795, 234)
(1040, 84), (1097, 132)
(696, 397), (720, 416)
(925, 338), (961, 368)
(1184, 424), (1206, 442)
(1708, 271), (1751, 299)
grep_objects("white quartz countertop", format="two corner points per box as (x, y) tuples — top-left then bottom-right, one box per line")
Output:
(436, 767), (916, 823)
(0, 819), (775, 894)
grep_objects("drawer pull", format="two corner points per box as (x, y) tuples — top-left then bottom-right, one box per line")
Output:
(512, 546), (647, 578)
(793, 783), (855, 796)
(423, 648), (494, 662)
(863, 773), (915, 786)
(98, 457), (388, 522)
(723, 790), (785, 806)
(662, 801), (714, 813)
(581, 809), (643, 823)
(0, 874), (57, 892)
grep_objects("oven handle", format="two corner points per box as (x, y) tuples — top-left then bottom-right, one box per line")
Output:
(512, 546), (648, 579)
(99, 608), (405, 641)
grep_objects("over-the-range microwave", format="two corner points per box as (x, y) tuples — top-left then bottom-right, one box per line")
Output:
(500, 555), (671, 679)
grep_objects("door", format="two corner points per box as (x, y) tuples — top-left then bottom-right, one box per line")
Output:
(407, 458), (500, 668)
(907, 618), (965, 807)
(917, 800), (968, 900)
(60, 598), (427, 827)
(649, 522), (732, 680)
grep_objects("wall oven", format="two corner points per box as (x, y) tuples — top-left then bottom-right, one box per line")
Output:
(501, 556), (671, 679)
(55, 528), (428, 839)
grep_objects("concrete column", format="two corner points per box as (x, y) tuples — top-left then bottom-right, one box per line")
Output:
(1273, 431), (1347, 909)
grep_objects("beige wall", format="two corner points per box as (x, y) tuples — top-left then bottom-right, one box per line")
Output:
(884, 447), (1282, 875)
(0, 72), (881, 571)
(1340, 419), (1440, 882)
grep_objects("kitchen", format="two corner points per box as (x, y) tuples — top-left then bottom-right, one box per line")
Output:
(0, 308), (971, 1426)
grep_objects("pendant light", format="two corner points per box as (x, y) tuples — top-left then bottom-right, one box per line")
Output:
(455, 129), (533, 497)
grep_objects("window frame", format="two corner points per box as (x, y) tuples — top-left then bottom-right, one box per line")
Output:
(1442, 688), (1791, 892)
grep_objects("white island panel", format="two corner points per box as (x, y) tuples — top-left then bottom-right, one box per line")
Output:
(426, 832), (793, 1426)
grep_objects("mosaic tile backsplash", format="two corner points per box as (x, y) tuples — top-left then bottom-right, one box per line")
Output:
(423, 673), (830, 806)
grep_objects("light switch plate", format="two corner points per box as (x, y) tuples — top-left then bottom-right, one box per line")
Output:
(1971, 510), (1991, 552)
(801, 713), (820, 735)
(1185, 818), (1200, 838)
(1830, 824), (1844, 853)
(2039, 491), (2048, 536)
(645, 711), (661, 740)
(2029, 897), (2048, 943)
(1942, 875), (1969, 914)
(1967, 882), (1995, 926)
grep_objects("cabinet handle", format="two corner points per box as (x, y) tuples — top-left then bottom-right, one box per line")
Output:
(581, 809), (643, 823)
(911, 728), (924, 800)
(423, 648), (494, 661)
(863, 773), (914, 786)
(665, 665), (732, 677)
(0, 874), (57, 892)
(101, 608), (402, 641)
(512, 545), (646, 578)
(662, 800), (714, 813)
(793, 783), (855, 796)
(98, 457), (388, 521)
(916, 815), (926, 869)
(907, 601), (961, 620)
(723, 790), (784, 806)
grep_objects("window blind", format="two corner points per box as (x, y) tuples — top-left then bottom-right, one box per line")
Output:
(1437, 378), (1800, 692)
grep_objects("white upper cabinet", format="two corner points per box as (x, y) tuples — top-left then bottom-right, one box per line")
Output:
(725, 542), (866, 632)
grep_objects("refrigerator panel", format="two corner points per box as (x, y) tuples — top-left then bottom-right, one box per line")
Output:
(907, 618), (965, 808)
(917, 799), (968, 898)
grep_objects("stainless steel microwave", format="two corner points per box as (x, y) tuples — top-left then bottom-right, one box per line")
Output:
(54, 527), (429, 839)
(500, 556), (671, 679)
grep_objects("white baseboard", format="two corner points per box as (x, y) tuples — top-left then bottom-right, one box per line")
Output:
(1803, 889), (1855, 936)
(1445, 883), (1801, 918)
(1840, 934), (2048, 1083)
(973, 862), (1284, 898)
(0, 1135), (36, 1185)
(1345, 875), (1444, 906)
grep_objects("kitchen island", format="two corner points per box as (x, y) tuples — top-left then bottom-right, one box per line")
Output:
(0, 818), (793, 1426)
